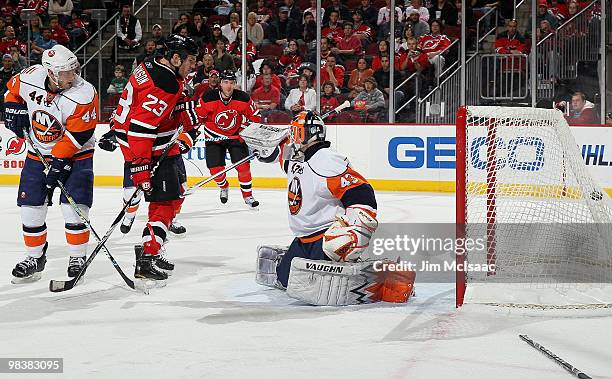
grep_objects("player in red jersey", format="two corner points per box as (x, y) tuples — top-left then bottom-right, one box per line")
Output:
(194, 69), (262, 207)
(112, 35), (198, 281)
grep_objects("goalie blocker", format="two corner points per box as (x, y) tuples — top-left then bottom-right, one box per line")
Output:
(247, 111), (415, 305)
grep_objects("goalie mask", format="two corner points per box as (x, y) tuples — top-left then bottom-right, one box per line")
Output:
(42, 45), (81, 90)
(289, 111), (326, 152)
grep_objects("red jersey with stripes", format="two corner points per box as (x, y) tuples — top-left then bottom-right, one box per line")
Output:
(113, 58), (197, 161)
(195, 89), (261, 140)
(417, 33), (452, 54)
(5, 65), (99, 161)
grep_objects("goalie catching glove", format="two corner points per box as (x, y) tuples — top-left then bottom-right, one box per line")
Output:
(239, 122), (289, 162)
(323, 205), (378, 262)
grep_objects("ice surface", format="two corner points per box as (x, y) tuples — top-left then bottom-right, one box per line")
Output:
(0, 187), (610, 378)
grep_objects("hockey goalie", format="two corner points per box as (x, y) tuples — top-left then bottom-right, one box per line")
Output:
(241, 111), (415, 305)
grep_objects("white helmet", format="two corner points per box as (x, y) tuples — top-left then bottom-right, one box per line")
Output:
(42, 45), (81, 89)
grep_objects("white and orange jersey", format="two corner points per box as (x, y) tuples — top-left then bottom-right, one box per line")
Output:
(281, 142), (372, 238)
(5, 65), (99, 160)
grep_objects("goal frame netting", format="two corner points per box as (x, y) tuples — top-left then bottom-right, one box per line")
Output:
(455, 105), (612, 309)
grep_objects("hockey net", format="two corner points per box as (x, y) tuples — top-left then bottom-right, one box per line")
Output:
(456, 106), (612, 309)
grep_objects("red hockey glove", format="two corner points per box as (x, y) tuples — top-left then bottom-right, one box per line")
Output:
(130, 158), (152, 194)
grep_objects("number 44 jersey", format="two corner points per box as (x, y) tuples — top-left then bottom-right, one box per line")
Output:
(5, 65), (99, 160)
(113, 58), (196, 162)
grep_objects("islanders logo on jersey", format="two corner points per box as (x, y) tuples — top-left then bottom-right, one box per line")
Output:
(288, 177), (303, 215)
(215, 109), (238, 131)
(31, 110), (63, 144)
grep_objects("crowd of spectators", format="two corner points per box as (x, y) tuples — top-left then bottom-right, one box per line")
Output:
(0, 0), (601, 123)
(111, 0), (484, 122)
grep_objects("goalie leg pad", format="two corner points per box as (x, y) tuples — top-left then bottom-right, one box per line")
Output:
(256, 245), (288, 288)
(286, 258), (416, 306)
(276, 237), (329, 288)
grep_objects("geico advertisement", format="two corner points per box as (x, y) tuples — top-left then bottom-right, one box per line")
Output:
(385, 125), (612, 188)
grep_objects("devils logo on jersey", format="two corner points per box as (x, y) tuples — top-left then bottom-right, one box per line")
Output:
(6, 136), (25, 156)
(288, 176), (302, 215)
(214, 109), (239, 131)
(31, 110), (63, 143)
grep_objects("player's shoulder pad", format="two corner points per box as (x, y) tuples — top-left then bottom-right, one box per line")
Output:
(62, 78), (97, 105)
(232, 89), (251, 102)
(308, 146), (349, 178)
(18, 64), (46, 83)
(142, 59), (180, 94)
(201, 88), (220, 103)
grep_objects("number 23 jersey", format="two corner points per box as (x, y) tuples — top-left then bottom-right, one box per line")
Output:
(5, 65), (98, 160)
(283, 142), (371, 238)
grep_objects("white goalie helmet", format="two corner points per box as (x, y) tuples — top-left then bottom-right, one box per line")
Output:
(42, 45), (81, 90)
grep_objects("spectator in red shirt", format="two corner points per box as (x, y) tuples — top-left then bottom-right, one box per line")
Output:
(418, 19), (451, 77)
(495, 19), (527, 54)
(252, 73), (281, 120)
(495, 19), (528, 72)
(279, 39), (302, 84)
(193, 69), (220, 99)
(320, 81), (340, 120)
(332, 22), (363, 60)
(351, 10), (372, 45)
(49, 15), (70, 46)
(400, 37), (431, 75)
(549, 0), (568, 23)
(371, 40), (401, 71)
(228, 27), (257, 65)
(321, 10), (344, 42)
(556, 92), (599, 125)
(253, 60), (283, 92)
(320, 55), (345, 89)
(0, 26), (26, 55)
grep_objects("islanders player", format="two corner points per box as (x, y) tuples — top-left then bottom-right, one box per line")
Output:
(249, 111), (415, 305)
(5, 45), (99, 282)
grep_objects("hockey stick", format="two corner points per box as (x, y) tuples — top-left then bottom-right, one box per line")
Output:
(182, 152), (258, 197)
(49, 127), (183, 292)
(519, 335), (592, 379)
(322, 100), (350, 119)
(20, 128), (136, 290)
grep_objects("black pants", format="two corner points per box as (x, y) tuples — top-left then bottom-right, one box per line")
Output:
(205, 139), (249, 168)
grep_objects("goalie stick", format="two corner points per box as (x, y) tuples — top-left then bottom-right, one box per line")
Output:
(519, 335), (592, 379)
(49, 127), (183, 293)
(182, 101), (351, 196)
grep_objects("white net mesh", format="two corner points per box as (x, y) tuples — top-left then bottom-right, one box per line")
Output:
(460, 106), (612, 308)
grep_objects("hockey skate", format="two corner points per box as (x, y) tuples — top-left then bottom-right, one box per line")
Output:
(169, 220), (186, 236)
(134, 245), (167, 291)
(154, 254), (175, 276)
(67, 256), (86, 278)
(120, 215), (135, 234)
(244, 196), (259, 209)
(220, 188), (229, 204)
(11, 243), (48, 284)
